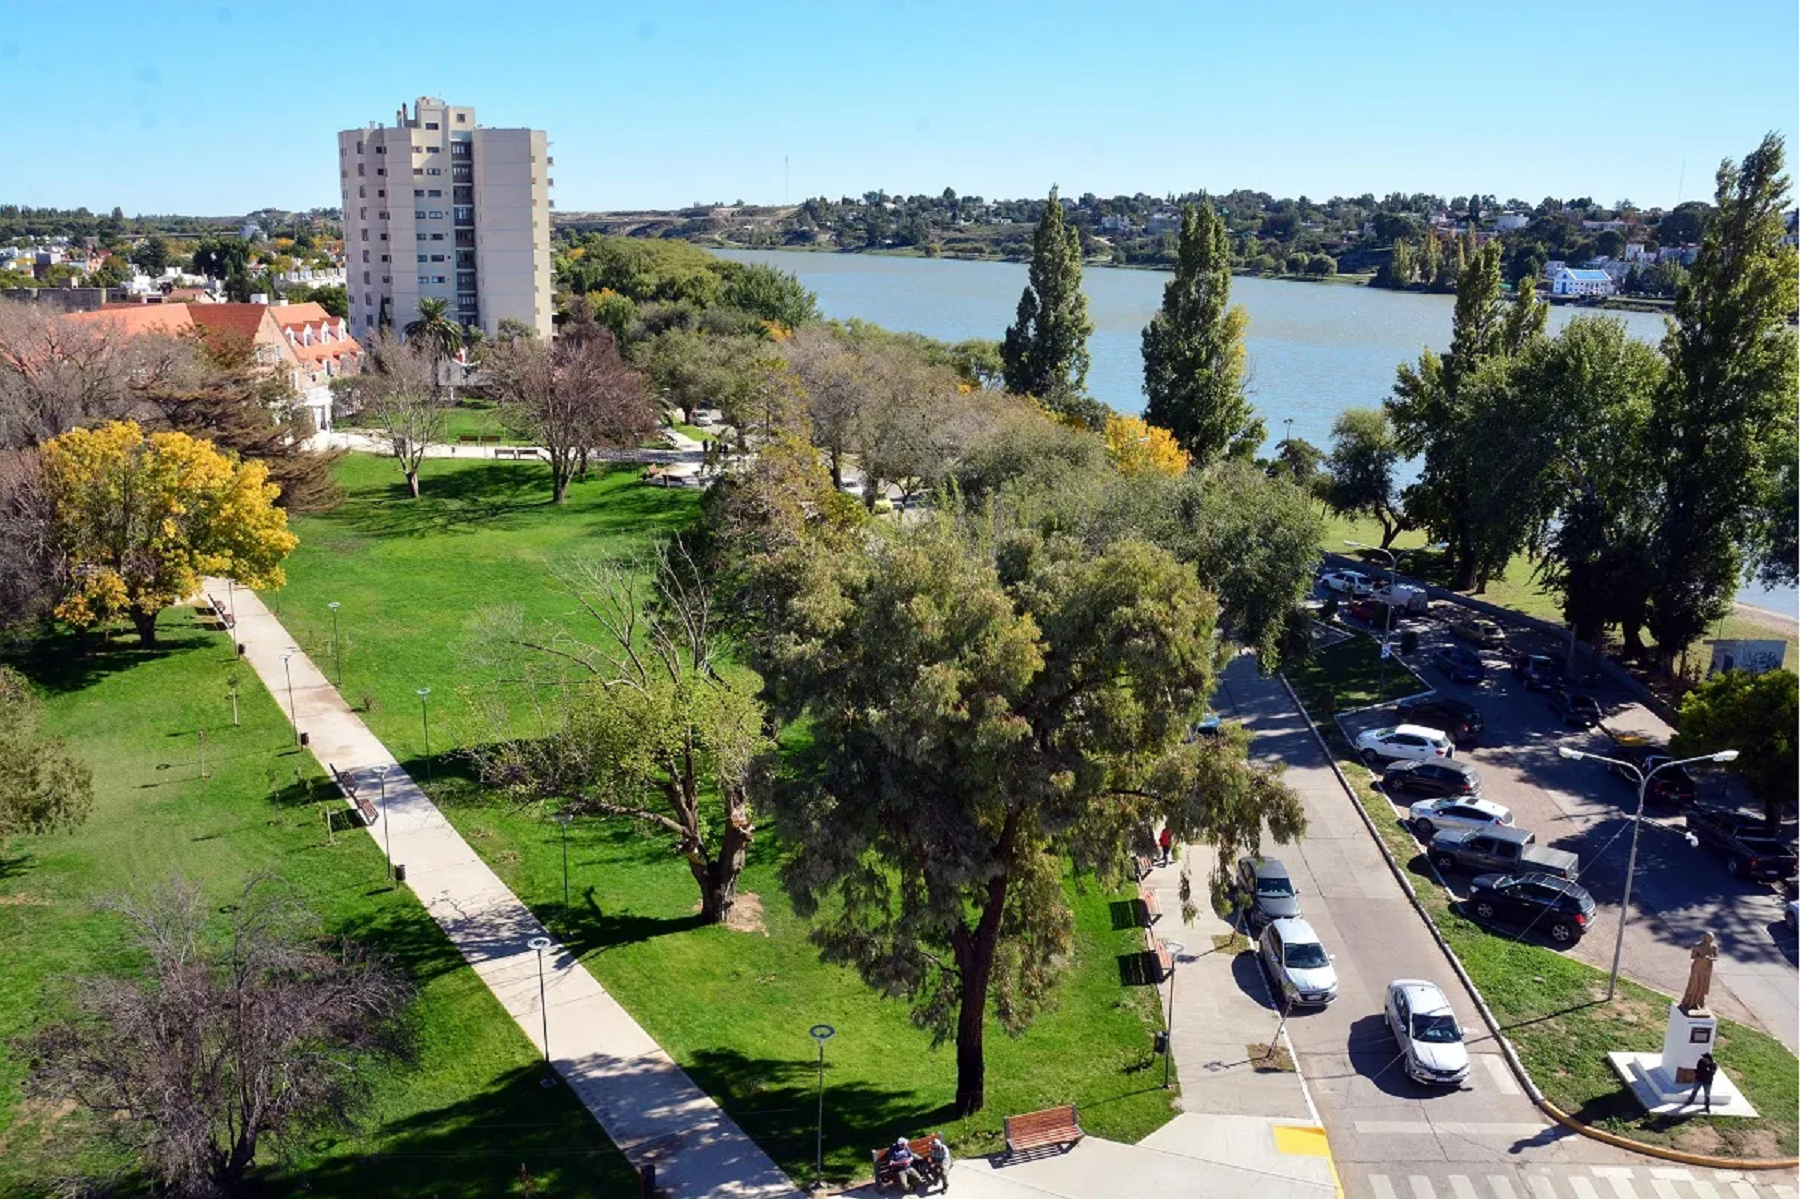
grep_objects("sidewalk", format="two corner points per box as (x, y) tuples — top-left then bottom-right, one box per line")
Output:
(210, 581), (800, 1199)
(309, 427), (707, 464)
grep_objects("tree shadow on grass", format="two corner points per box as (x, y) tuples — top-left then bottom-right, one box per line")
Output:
(262, 1062), (639, 1199)
(680, 1045), (948, 1185)
(330, 461), (558, 539)
(2, 627), (208, 696)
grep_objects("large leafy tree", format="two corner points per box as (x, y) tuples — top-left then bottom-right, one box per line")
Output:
(1000, 188), (1093, 400)
(333, 335), (445, 499)
(1142, 202), (1263, 464)
(767, 513), (1304, 1115)
(1522, 317), (1665, 650)
(404, 295), (464, 403)
(1645, 134), (1800, 667)
(1670, 668), (1797, 828)
(0, 665), (93, 843)
(1387, 241), (1545, 590)
(1325, 407), (1408, 548)
(41, 420), (296, 646)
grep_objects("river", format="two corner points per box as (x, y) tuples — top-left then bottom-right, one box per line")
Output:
(714, 248), (1796, 616)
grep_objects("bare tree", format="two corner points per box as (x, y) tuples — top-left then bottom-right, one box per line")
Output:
(332, 334), (443, 498)
(782, 325), (867, 489)
(487, 330), (658, 504)
(0, 302), (186, 450)
(467, 543), (767, 924)
(18, 875), (409, 1198)
(859, 351), (973, 508)
(0, 448), (61, 632)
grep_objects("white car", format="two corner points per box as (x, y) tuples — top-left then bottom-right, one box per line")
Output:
(1355, 724), (1453, 765)
(1385, 979), (1470, 1086)
(1321, 569), (1376, 597)
(1408, 795), (1513, 837)
(1259, 917), (1338, 1007)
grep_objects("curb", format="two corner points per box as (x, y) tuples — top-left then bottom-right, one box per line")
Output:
(1276, 672), (1797, 1173)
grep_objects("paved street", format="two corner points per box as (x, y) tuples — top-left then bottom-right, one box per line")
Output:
(1332, 608), (1798, 1051)
(1215, 656), (1652, 1199)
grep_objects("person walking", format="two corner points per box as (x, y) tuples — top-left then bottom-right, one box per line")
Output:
(1686, 1052), (1718, 1112)
(1158, 825), (1174, 867)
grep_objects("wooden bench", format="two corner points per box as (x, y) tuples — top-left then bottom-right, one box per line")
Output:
(205, 593), (235, 630)
(869, 1134), (936, 1174)
(1132, 853), (1152, 882)
(1003, 1104), (1082, 1157)
(1139, 887), (1162, 926)
(1152, 938), (1174, 981)
(458, 434), (480, 445)
(329, 763), (379, 826)
(481, 434), (502, 446)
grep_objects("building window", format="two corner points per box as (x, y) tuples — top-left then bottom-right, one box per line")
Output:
(428, 189), (442, 197)
(360, 230), (369, 241)
(363, 271), (371, 283)
(357, 164), (365, 176)
(425, 121), (438, 130)
(453, 207), (473, 223)
(358, 185), (366, 198)
(380, 254), (389, 262)
(376, 168), (386, 176)
(365, 315), (373, 328)
(452, 142), (471, 157)
(377, 189), (385, 197)
(416, 211), (427, 219)
(361, 250), (370, 263)
(375, 145), (385, 154)
(431, 233), (445, 241)
(414, 189), (424, 197)
(427, 145), (440, 153)
(414, 168), (424, 177)
(356, 140), (364, 153)
(428, 211), (443, 219)
(427, 167), (443, 176)
(430, 254), (445, 262)
(359, 207), (367, 219)
(418, 254), (428, 263)
(417, 233), (428, 242)
(456, 113), (467, 123)
(379, 211), (389, 220)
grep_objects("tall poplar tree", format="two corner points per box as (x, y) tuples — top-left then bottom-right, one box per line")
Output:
(1646, 134), (1800, 667)
(1000, 187), (1093, 401)
(1142, 202), (1264, 464)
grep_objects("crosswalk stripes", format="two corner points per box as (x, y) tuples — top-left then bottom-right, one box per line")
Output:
(1359, 1171), (1794, 1199)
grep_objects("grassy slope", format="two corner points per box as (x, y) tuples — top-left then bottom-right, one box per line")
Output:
(0, 610), (634, 1198)
(1285, 634), (1797, 1157)
(275, 454), (1176, 1182)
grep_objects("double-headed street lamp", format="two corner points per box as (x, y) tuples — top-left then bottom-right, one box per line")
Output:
(1559, 746), (1740, 999)
(1161, 939), (1185, 1089)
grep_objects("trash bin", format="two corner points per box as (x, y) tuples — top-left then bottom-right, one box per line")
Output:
(394, 864), (407, 884)
(1152, 1030), (1170, 1055)
(1399, 630), (1420, 655)
(299, 731), (310, 748)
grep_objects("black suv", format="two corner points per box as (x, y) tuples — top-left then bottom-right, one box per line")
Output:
(1394, 694), (1485, 746)
(1466, 873), (1596, 946)
(1382, 759), (1482, 798)
(1547, 689), (1602, 727)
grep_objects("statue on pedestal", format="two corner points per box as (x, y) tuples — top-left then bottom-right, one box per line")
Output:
(1679, 932), (1718, 1013)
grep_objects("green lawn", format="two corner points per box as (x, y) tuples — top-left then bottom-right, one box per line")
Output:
(1285, 635), (1797, 1158)
(1321, 511), (1798, 670)
(274, 454), (1178, 1182)
(0, 610), (636, 1198)
(673, 422), (719, 443)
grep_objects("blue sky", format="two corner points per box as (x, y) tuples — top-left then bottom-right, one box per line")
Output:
(4, 1), (1796, 215)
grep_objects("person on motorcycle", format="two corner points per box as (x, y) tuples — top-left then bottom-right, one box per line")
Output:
(887, 1136), (922, 1190)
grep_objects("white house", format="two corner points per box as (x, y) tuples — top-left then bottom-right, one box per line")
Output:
(1099, 213), (1133, 234)
(1581, 218), (1629, 233)
(1494, 212), (1529, 231)
(1551, 267), (1615, 297)
(1146, 210), (1181, 235)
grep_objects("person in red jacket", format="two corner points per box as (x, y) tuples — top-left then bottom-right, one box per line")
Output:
(1158, 825), (1174, 867)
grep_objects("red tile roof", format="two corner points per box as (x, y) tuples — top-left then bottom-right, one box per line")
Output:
(64, 305), (197, 338)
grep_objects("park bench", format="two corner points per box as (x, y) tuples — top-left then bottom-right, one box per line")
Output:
(1139, 887), (1162, 926)
(458, 434), (479, 445)
(869, 1134), (936, 1174)
(1152, 938), (1174, 981)
(205, 593), (235, 630)
(1003, 1104), (1083, 1158)
(480, 434), (502, 446)
(1132, 853), (1152, 882)
(329, 763), (379, 826)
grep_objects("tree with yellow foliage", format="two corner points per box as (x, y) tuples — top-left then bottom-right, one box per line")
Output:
(41, 421), (297, 646)
(1104, 414), (1191, 477)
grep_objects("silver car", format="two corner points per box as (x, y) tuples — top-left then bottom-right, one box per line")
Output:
(1384, 979), (1470, 1086)
(1259, 917), (1338, 1007)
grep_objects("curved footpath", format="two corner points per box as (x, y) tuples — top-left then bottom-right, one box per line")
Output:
(209, 580), (799, 1199)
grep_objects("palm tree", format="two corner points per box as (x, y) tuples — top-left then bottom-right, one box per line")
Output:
(405, 297), (464, 402)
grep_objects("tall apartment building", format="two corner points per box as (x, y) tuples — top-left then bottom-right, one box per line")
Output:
(336, 97), (552, 341)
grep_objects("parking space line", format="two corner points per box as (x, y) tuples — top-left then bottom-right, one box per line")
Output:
(1477, 1052), (1523, 1095)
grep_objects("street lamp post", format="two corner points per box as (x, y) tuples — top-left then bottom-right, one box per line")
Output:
(808, 1023), (836, 1187)
(327, 601), (342, 687)
(529, 936), (553, 1063)
(279, 652), (299, 744)
(1161, 939), (1185, 1089)
(376, 765), (393, 878)
(1559, 746), (1739, 999)
(416, 687), (432, 783)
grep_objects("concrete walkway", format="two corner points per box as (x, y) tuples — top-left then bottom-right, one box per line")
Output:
(210, 581), (800, 1199)
(309, 427), (709, 464)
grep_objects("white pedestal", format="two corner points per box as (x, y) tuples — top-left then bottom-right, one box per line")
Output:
(1606, 1003), (1758, 1118)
